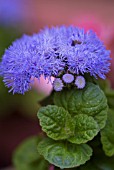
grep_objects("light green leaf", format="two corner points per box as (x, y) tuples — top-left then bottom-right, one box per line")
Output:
(13, 136), (49, 170)
(68, 114), (99, 144)
(54, 82), (108, 129)
(101, 109), (114, 156)
(37, 138), (93, 169)
(37, 105), (74, 140)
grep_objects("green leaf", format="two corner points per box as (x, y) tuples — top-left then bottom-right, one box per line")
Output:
(54, 88), (74, 111)
(37, 105), (74, 140)
(68, 114), (99, 144)
(80, 159), (114, 170)
(101, 109), (114, 156)
(80, 150), (114, 170)
(98, 79), (114, 110)
(54, 82), (108, 129)
(13, 136), (49, 170)
(37, 138), (93, 169)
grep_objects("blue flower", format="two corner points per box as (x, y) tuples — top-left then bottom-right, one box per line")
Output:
(62, 73), (74, 83)
(0, 35), (35, 94)
(36, 26), (110, 79)
(75, 76), (86, 89)
(66, 28), (111, 79)
(0, 26), (111, 94)
(53, 78), (64, 91)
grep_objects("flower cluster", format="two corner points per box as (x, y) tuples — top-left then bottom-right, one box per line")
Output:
(53, 74), (86, 91)
(0, 26), (110, 94)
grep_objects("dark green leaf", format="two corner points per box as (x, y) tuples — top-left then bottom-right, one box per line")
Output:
(68, 114), (99, 144)
(54, 82), (108, 129)
(37, 105), (74, 140)
(54, 88), (74, 111)
(80, 150), (114, 170)
(101, 109), (114, 156)
(38, 138), (92, 169)
(13, 136), (49, 170)
(98, 79), (114, 110)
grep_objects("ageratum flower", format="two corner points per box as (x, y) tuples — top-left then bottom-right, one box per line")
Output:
(53, 78), (64, 91)
(0, 33), (65, 94)
(62, 73), (74, 83)
(75, 76), (86, 89)
(0, 26), (111, 94)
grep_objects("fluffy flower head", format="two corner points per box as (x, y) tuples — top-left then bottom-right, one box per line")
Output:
(53, 78), (64, 91)
(62, 73), (74, 83)
(75, 76), (86, 89)
(0, 26), (111, 94)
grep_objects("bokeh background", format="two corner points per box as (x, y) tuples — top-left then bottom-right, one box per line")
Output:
(0, 0), (114, 169)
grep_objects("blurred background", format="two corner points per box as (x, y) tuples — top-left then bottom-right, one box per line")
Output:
(0, 0), (114, 169)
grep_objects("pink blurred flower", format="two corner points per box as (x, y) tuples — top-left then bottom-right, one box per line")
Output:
(49, 165), (55, 170)
(31, 76), (54, 96)
(71, 15), (114, 44)
(71, 15), (102, 36)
